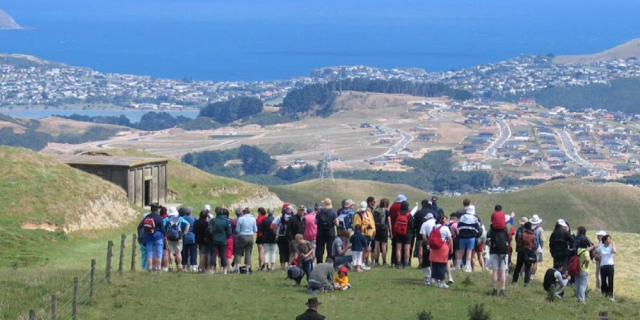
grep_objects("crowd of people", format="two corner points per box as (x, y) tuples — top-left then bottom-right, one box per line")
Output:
(137, 194), (617, 304)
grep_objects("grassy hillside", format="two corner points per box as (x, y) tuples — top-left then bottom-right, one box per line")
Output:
(0, 147), (134, 267)
(271, 178), (640, 234)
(269, 179), (431, 207)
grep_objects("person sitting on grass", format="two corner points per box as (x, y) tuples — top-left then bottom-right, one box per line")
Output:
(295, 233), (315, 283)
(307, 258), (335, 294)
(350, 225), (368, 272)
(543, 261), (570, 299)
(332, 230), (353, 268)
(333, 266), (351, 290)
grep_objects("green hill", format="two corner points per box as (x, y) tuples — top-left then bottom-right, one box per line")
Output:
(270, 178), (640, 234)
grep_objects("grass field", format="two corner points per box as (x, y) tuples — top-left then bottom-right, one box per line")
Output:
(4, 230), (637, 320)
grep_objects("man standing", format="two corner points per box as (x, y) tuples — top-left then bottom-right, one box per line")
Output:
(235, 207), (257, 273)
(529, 214), (544, 280)
(315, 198), (338, 263)
(412, 199), (431, 267)
(487, 218), (510, 296)
(354, 200), (376, 270)
(549, 219), (573, 273)
(296, 297), (326, 320)
(457, 206), (481, 272)
(288, 205), (307, 262)
(164, 207), (190, 272)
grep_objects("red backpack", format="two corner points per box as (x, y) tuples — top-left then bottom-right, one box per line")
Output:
(393, 212), (409, 236)
(567, 255), (581, 276)
(143, 216), (156, 234)
(429, 226), (445, 249)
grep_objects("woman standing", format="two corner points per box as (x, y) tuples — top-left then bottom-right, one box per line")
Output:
(373, 199), (391, 266)
(429, 215), (453, 289)
(272, 204), (294, 270)
(595, 234), (617, 301)
(512, 222), (536, 286)
(262, 209), (278, 271)
(256, 207), (267, 270)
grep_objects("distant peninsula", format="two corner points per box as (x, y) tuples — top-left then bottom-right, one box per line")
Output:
(554, 38), (640, 64)
(0, 8), (21, 29)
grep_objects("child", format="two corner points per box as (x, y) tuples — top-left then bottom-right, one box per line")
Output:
(333, 266), (351, 290)
(350, 225), (368, 272)
(543, 261), (571, 299)
(294, 234), (315, 282)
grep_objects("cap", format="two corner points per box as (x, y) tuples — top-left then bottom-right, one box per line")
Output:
(338, 266), (348, 275)
(595, 230), (607, 236)
(396, 194), (407, 202)
(425, 213), (434, 220)
(203, 204), (211, 212)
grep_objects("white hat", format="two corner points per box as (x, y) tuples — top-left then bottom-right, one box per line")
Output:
(596, 230), (607, 236)
(168, 206), (179, 216)
(396, 194), (407, 202)
(529, 215), (542, 225)
(557, 219), (568, 228)
(203, 204), (211, 212)
(358, 201), (368, 212)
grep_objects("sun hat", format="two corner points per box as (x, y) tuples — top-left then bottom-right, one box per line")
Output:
(396, 194), (407, 202)
(519, 217), (529, 225)
(558, 219), (568, 228)
(345, 199), (355, 207)
(321, 198), (333, 209)
(305, 297), (322, 307)
(596, 230), (607, 236)
(168, 206), (179, 216)
(529, 215), (542, 225)
(203, 204), (211, 212)
(338, 265), (348, 275)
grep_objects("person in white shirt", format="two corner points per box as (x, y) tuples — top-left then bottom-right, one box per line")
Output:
(595, 234), (617, 301)
(419, 213), (436, 285)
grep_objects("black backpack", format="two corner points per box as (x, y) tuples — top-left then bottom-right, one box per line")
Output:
(490, 228), (509, 255)
(317, 209), (333, 232)
(263, 216), (276, 243)
(205, 219), (217, 243)
(374, 208), (387, 230)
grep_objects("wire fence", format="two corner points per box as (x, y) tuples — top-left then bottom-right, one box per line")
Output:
(25, 234), (138, 320)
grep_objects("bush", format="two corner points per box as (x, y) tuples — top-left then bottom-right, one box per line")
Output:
(468, 303), (490, 320)
(546, 285), (557, 302)
(416, 311), (434, 320)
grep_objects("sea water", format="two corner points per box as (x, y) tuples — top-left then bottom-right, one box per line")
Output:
(0, 0), (639, 82)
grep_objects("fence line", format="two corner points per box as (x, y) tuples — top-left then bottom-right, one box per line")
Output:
(25, 234), (136, 320)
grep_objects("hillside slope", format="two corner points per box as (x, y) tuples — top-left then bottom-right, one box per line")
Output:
(271, 178), (640, 234)
(554, 38), (640, 64)
(93, 149), (283, 210)
(0, 147), (138, 267)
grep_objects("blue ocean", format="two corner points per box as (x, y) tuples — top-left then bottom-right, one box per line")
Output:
(1, 0), (639, 82)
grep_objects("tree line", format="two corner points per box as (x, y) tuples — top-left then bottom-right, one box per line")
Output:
(55, 112), (191, 131)
(280, 78), (473, 118)
(0, 126), (122, 151)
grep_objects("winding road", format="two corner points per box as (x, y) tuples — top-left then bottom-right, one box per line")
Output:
(484, 118), (511, 158)
(555, 129), (591, 167)
(368, 126), (414, 162)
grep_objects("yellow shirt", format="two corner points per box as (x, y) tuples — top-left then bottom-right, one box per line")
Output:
(354, 209), (376, 237)
(334, 274), (349, 287)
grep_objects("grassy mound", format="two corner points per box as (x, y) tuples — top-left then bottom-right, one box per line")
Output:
(271, 178), (640, 234)
(0, 146), (133, 267)
(269, 179), (430, 207)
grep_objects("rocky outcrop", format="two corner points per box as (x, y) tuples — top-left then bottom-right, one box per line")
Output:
(63, 188), (139, 233)
(0, 8), (20, 29)
(230, 192), (283, 211)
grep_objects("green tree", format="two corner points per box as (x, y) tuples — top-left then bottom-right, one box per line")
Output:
(238, 145), (276, 175)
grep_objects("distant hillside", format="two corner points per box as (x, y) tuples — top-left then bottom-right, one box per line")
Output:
(94, 149), (283, 210)
(0, 147), (138, 267)
(0, 8), (20, 29)
(531, 77), (640, 112)
(0, 54), (69, 69)
(554, 38), (640, 64)
(271, 178), (640, 234)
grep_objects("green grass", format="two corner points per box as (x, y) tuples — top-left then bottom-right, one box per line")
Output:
(6, 230), (638, 320)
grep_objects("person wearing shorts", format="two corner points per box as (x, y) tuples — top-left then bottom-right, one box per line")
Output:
(487, 227), (510, 296)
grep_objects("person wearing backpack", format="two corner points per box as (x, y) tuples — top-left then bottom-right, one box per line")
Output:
(354, 200), (376, 270)
(180, 207), (197, 273)
(163, 207), (190, 272)
(574, 238), (594, 303)
(336, 199), (355, 232)
(373, 198), (391, 266)
(419, 213), (436, 285)
(412, 199), (431, 268)
(193, 210), (210, 273)
(543, 261), (570, 299)
(208, 207), (232, 274)
(429, 214), (453, 288)
(138, 203), (166, 273)
(486, 215), (510, 296)
(457, 206), (481, 273)
(512, 222), (537, 286)
(137, 211), (150, 271)
(262, 208), (277, 271)
(389, 194), (406, 267)
(316, 198), (338, 264)
(393, 201), (415, 269)
(549, 219), (573, 275)
(304, 207), (318, 249)
(529, 214), (545, 280)
(271, 204), (294, 270)
(256, 207), (267, 271)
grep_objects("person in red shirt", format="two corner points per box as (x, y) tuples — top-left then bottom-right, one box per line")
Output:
(256, 207), (267, 270)
(389, 194), (406, 267)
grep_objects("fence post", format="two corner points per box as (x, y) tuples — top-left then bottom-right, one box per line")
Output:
(131, 233), (137, 271)
(72, 277), (78, 320)
(29, 310), (35, 320)
(118, 234), (126, 275)
(50, 295), (56, 320)
(90, 259), (96, 299)
(106, 240), (113, 283)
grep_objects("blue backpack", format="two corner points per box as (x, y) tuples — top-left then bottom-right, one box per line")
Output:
(338, 209), (355, 231)
(166, 217), (183, 241)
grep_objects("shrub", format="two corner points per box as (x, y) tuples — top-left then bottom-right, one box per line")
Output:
(416, 311), (434, 320)
(468, 303), (490, 320)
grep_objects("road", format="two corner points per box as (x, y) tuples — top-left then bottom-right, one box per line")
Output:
(429, 108), (444, 121)
(368, 126), (414, 162)
(484, 118), (511, 158)
(555, 129), (591, 167)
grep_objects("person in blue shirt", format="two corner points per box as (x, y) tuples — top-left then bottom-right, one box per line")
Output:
(163, 207), (190, 272)
(350, 225), (368, 272)
(180, 207), (197, 273)
(138, 203), (166, 272)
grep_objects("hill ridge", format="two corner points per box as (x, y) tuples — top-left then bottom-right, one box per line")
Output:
(554, 37), (640, 64)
